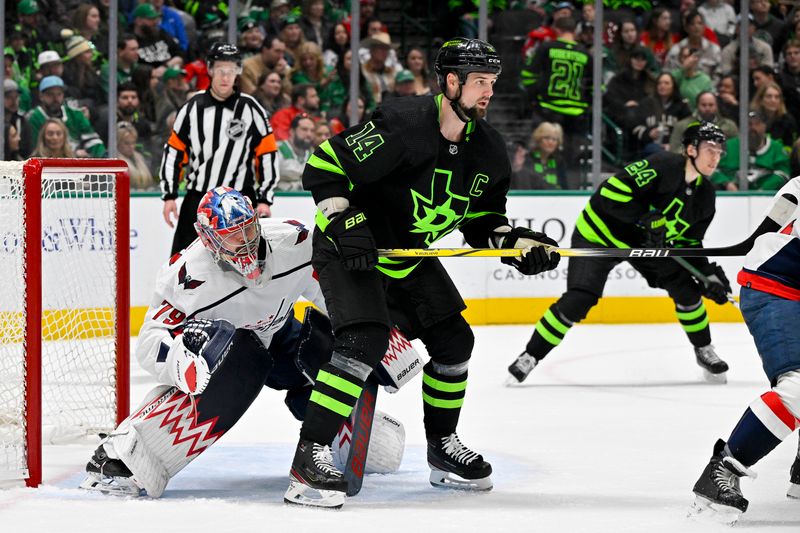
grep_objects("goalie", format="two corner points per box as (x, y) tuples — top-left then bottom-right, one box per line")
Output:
(79, 187), (408, 497)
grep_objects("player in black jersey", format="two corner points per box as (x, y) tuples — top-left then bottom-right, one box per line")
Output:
(507, 122), (734, 385)
(284, 38), (561, 508)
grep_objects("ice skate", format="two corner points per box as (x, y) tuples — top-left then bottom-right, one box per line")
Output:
(505, 352), (538, 385)
(285, 439), (347, 509)
(427, 433), (492, 491)
(789, 454), (800, 499)
(78, 444), (144, 496)
(694, 345), (728, 384)
(689, 439), (754, 525)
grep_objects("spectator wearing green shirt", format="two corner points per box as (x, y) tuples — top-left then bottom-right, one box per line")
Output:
(672, 46), (714, 112)
(26, 76), (106, 158)
(711, 110), (790, 191)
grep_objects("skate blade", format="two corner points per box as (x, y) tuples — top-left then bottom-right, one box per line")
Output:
(78, 472), (144, 497)
(687, 495), (741, 525)
(429, 469), (493, 491)
(788, 483), (800, 499)
(702, 369), (727, 384)
(284, 478), (345, 509)
(504, 374), (525, 387)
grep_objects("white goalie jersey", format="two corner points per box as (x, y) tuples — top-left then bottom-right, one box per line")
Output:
(136, 217), (326, 385)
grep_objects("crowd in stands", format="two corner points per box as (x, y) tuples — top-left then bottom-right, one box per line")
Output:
(509, 0), (800, 191)
(3, 0), (799, 192)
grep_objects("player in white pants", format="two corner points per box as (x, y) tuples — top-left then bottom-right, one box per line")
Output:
(79, 187), (405, 497)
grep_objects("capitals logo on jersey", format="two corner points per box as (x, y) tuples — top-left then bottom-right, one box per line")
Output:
(284, 219), (309, 244)
(178, 263), (205, 290)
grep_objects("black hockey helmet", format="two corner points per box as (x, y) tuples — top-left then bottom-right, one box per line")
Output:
(434, 38), (502, 91)
(682, 121), (726, 150)
(207, 42), (242, 69)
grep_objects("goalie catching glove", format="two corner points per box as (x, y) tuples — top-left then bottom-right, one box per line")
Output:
(494, 226), (560, 275)
(167, 319), (236, 395)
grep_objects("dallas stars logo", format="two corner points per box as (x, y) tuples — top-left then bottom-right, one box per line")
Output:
(409, 169), (470, 246)
(660, 198), (691, 241)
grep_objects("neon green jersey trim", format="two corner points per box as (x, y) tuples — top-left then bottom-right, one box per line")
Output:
(307, 154), (346, 176)
(376, 259), (421, 279)
(584, 203), (630, 248)
(600, 187), (633, 203)
(575, 211), (609, 247)
(607, 176), (632, 193)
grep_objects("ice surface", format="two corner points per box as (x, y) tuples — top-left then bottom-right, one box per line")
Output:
(2, 324), (799, 532)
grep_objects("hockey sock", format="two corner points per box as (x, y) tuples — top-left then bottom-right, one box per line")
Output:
(422, 361), (467, 438)
(727, 392), (799, 467)
(675, 300), (711, 347)
(300, 362), (366, 445)
(526, 305), (573, 360)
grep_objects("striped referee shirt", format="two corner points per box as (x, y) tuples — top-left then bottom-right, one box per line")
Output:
(159, 89), (279, 204)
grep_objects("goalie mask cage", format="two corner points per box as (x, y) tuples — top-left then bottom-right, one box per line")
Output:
(0, 158), (130, 488)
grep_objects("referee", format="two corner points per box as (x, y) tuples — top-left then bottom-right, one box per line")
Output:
(159, 42), (279, 255)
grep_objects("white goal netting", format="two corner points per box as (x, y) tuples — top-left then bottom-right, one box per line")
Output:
(0, 160), (124, 482)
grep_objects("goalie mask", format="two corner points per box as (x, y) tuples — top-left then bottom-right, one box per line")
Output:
(195, 187), (263, 281)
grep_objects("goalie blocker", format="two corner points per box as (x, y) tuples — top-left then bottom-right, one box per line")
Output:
(80, 313), (410, 497)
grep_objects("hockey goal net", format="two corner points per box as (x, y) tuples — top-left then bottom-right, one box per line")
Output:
(0, 158), (130, 487)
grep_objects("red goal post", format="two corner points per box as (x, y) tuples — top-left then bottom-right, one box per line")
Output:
(0, 158), (130, 487)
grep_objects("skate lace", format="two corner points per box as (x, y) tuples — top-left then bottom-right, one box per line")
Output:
(513, 353), (536, 372)
(441, 433), (479, 465)
(312, 444), (342, 478)
(711, 460), (740, 495)
(696, 345), (722, 364)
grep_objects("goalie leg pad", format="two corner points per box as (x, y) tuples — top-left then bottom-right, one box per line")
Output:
(85, 329), (273, 497)
(331, 409), (406, 474)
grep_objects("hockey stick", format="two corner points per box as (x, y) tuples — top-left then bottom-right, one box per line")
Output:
(380, 193), (799, 260)
(672, 257), (739, 308)
(379, 205), (795, 260)
(343, 375), (378, 496)
(380, 245), (742, 259)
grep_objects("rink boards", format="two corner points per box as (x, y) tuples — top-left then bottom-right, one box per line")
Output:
(128, 192), (773, 331)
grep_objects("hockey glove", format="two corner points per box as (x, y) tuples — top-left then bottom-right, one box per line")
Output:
(167, 319), (236, 395)
(701, 263), (732, 305)
(638, 211), (667, 248)
(498, 227), (561, 275)
(324, 207), (378, 270)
